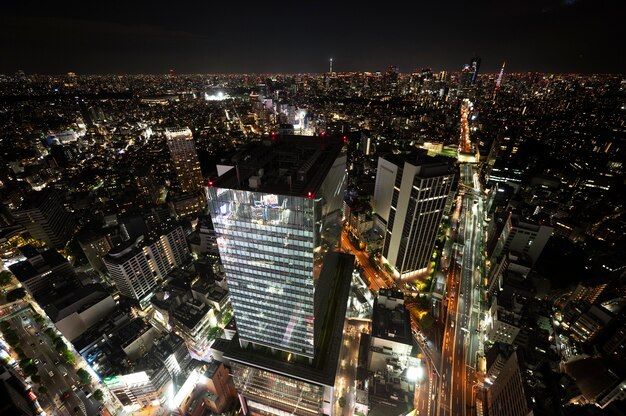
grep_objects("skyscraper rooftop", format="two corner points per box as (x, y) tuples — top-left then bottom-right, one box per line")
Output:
(210, 134), (345, 197)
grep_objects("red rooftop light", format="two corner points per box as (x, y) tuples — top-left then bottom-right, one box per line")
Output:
(307, 191), (313, 198)
(208, 181), (214, 187)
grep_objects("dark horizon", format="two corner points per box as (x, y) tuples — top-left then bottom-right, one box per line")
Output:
(3, 69), (626, 77)
(2, 0), (625, 75)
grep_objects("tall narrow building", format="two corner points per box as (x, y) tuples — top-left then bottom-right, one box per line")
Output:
(207, 135), (346, 358)
(206, 135), (352, 416)
(470, 55), (481, 86)
(374, 151), (456, 278)
(482, 343), (530, 416)
(165, 128), (204, 194)
(12, 189), (76, 249)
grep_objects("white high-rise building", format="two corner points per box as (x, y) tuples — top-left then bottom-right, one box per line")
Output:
(103, 225), (189, 308)
(374, 152), (456, 277)
(491, 213), (552, 266)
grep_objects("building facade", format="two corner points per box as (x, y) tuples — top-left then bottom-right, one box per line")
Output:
(78, 231), (112, 274)
(103, 225), (189, 307)
(374, 152), (456, 277)
(165, 128), (204, 194)
(484, 345), (530, 416)
(12, 189), (76, 249)
(491, 213), (553, 266)
(206, 136), (346, 358)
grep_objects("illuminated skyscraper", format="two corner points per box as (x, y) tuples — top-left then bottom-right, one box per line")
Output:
(374, 151), (456, 278)
(206, 135), (346, 358)
(165, 128), (203, 194)
(470, 55), (481, 86)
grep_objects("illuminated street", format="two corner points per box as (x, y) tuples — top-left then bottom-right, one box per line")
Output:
(5, 307), (102, 416)
(437, 163), (485, 416)
(341, 231), (391, 291)
(333, 319), (370, 416)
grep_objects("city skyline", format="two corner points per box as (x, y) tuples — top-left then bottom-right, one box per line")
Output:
(1, 0), (626, 75)
(0, 8), (625, 412)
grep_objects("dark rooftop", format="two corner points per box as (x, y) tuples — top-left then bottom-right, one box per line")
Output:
(372, 296), (412, 346)
(44, 283), (110, 321)
(211, 135), (344, 197)
(381, 150), (456, 178)
(9, 248), (69, 282)
(172, 300), (210, 330)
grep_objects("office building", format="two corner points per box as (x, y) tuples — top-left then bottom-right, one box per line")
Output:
(100, 331), (192, 409)
(165, 128), (204, 194)
(44, 283), (116, 342)
(170, 193), (204, 218)
(486, 133), (527, 187)
(170, 299), (217, 358)
(366, 289), (415, 415)
(225, 252), (353, 416)
(490, 213), (552, 266)
(103, 225), (189, 308)
(8, 245), (78, 306)
(78, 230), (112, 274)
(483, 344), (530, 416)
(194, 361), (237, 414)
(373, 151), (456, 277)
(11, 189), (76, 249)
(189, 215), (219, 258)
(486, 298), (521, 345)
(206, 135), (346, 358)
(486, 251), (532, 298)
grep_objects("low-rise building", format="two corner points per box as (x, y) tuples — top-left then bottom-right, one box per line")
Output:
(44, 283), (116, 341)
(367, 289), (415, 416)
(171, 299), (217, 358)
(191, 278), (229, 312)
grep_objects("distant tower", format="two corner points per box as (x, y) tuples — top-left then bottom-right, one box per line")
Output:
(493, 62), (506, 101)
(495, 61), (505, 89)
(329, 58), (333, 74)
(458, 64), (473, 96)
(165, 128), (203, 194)
(470, 56), (481, 86)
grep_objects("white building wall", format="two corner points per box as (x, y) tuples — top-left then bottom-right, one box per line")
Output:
(373, 158), (398, 223)
(55, 296), (116, 341)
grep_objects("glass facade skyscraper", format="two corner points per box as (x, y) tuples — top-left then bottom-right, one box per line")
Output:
(206, 136), (346, 358)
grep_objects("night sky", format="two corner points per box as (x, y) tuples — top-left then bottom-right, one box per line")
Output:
(2, 0), (625, 75)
